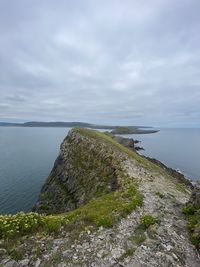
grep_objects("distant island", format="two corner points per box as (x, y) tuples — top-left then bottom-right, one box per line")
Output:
(0, 121), (158, 134)
(111, 126), (159, 135)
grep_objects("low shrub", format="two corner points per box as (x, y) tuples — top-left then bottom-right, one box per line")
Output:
(64, 184), (143, 228)
(0, 212), (45, 238)
(183, 203), (196, 215)
(140, 214), (157, 228)
(0, 212), (66, 239)
(183, 203), (200, 249)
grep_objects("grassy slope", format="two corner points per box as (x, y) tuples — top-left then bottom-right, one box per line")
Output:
(75, 128), (180, 178)
(183, 204), (200, 248)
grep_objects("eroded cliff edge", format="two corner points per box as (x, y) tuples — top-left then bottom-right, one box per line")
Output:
(1, 128), (200, 267)
(34, 128), (134, 214)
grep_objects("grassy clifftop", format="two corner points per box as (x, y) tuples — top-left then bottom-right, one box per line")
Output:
(34, 128), (144, 214)
(1, 128), (145, 240)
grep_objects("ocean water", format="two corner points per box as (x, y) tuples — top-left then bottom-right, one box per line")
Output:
(0, 127), (199, 214)
(122, 128), (200, 181)
(0, 127), (70, 215)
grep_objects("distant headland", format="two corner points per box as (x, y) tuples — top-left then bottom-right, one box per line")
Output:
(0, 121), (159, 134)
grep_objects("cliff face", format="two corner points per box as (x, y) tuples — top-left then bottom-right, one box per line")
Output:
(35, 128), (129, 214)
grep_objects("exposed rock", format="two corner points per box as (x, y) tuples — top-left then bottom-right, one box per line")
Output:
(189, 184), (200, 209)
(34, 259), (41, 267)
(143, 156), (193, 189)
(4, 260), (18, 267)
(18, 259), (29, 266)
(105, 132), (144, 151)
(0, 248), (7, 255)
(111, 135), (135, 150)
(34, 128), (128, 214)
(57, 263), (67, 267)
(62, 249), (73, 258)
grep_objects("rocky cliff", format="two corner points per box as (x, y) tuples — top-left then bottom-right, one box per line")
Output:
(1, 128), (200, 267)
(34, 128), (133, 214)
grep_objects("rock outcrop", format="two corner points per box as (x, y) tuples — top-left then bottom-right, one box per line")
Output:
(111, 135), (144, 151)
(189, 184), (200, 209)
(34, 128), (129, 214)
(143, 156), (194, 189)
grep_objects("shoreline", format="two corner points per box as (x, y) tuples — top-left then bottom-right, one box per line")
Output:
(141, 154), (194, 189)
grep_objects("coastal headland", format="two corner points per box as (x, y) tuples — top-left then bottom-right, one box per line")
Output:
(0, 128), (199, 267)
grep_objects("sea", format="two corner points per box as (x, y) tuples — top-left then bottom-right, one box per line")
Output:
(0, 127), (199, 214)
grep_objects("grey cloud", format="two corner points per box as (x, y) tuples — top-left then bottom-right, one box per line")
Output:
(0, 0), (200, 126)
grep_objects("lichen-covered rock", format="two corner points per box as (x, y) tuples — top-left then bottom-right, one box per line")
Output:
(34, 128), (128, 214)
(109, 134), (136, 150)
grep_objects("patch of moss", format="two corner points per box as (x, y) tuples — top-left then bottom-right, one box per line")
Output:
(140, 214), (158, 228)
(120, 248), (136, 259)
(130, 233), (146, 246)
(176, 183), (189, 193)
(129, 223), (147, 247)
(10, 247), (24, 261)
(64, 183), (143, 228)
(183, 203), (196, 215)
(32, 245), (42, 260)
(183, 203), (200, 249)
(51, 251), (62, 265)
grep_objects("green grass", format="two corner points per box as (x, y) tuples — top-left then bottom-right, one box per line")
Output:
(0, 183), (143, 240)
(128, 215), (157, 248)
(183, 203), (196, 215)
(0, 212), (64, 239)
(64, 183), (143, 228)
(75, 128), (179, 178)
(9, 247), (24, 261)
(129, 223), (147, 247)
(75, 128), (193, 199)
(183, 203), (200, 248)
(51, 251), (62, 265)
(130, 233), (146, 246)
(140, 214), (158, 228)
(120, 248), (136, 259)
(176, 183), (190, 193)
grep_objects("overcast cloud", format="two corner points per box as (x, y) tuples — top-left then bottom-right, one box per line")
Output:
(0, 0), (200, 127)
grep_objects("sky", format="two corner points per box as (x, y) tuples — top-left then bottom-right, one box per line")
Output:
(0, 0), (200, 127)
